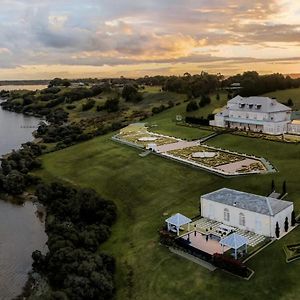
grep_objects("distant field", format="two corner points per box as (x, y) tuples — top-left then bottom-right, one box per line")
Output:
(263, 87), (300, 110)
(35, 120), (300, 300)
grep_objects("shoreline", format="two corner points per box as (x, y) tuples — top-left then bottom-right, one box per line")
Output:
(0, 103), (47, 299)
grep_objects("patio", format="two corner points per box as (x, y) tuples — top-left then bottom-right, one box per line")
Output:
(189, 217), (266, 248)
(180, 231), (229, 255)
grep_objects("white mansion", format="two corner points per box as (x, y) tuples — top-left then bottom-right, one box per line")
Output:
(201, 188), (294, 237)
(209, 95), (300, 135)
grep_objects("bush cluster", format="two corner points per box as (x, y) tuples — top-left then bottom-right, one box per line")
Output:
(33, 182), (117, 300)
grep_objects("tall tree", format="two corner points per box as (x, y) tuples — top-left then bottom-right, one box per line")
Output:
(284, 217), (289, 232)
(275, 222), (280, 238)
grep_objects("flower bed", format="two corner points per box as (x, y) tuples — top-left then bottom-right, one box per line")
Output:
(284, 243), (300, 262)
(167, 145), (244, 168)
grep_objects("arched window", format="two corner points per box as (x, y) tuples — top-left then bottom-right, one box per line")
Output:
(239, 213), (245, 226)
(224, 208), (230, 222)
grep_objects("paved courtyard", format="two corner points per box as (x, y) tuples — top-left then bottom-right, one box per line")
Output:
(189, 217), (266, 247)
(181, 231), (229, 255)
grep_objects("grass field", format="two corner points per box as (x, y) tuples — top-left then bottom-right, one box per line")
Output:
(35, 124), (300, 300)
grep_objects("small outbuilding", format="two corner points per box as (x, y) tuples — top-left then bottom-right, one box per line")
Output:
(165, 213), (192, 236)
(220, 233), (249, 259)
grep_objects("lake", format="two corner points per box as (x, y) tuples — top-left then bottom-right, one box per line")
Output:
(0, 100), (47, 299)
(0, 201), (47, 299)
(0, 85), (47, 91)
(0, 102), (41, 156)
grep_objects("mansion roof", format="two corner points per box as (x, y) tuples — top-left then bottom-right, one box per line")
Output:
(202, 188), (293, 216)
(226, 95), (291, 113)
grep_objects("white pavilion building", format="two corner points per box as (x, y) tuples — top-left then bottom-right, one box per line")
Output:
(210, 95), (292, 135)
(200, 188), (294, 237)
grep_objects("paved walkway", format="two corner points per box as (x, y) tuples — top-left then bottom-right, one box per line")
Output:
(198, 132), (220, 143)
(215, 158), (265, 173)
(157, 140), (199, 153)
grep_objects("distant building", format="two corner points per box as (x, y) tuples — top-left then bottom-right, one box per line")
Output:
(210, 95), (292, 135)
(200, 188), (294, 237)
(225, 82), (243, 91)
(287, 120), (300, 134)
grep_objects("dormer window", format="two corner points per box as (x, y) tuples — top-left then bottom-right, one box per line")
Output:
(248, 104), (254, 109)
(256, 104), (262, 110)
(239, 103), (245, 108)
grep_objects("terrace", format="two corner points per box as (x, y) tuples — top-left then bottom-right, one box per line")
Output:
(173, 217), (268, 261)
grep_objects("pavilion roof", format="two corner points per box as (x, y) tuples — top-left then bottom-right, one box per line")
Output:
(165, 213), (192, 227)
(220, 233), (248, 249)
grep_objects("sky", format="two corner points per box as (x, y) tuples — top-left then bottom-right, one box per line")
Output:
(0, 0), (300, 79)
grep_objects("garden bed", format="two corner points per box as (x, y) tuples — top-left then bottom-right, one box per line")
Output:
(283, 243), (300, 262)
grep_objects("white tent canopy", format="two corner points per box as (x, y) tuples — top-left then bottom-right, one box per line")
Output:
(165, 213), (192, 236)
(220, 233), (249, 259)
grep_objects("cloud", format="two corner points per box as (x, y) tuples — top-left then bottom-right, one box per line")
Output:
(0, 0), (300, 78)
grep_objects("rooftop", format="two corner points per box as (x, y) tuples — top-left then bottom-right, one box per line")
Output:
(201, 188), (293, 216)
(227, 95), (291, 113)
(165, 213), (192, 227)
(220, 233), (249, 249)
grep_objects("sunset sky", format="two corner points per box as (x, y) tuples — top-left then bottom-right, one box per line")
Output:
(1, 0), (300, 79)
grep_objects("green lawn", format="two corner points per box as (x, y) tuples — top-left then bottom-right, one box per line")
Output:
(146, 102), (214, 139)
(263, 88), (300, 110)
(186, 91), (228, 118)
(35, 128), (300, 300)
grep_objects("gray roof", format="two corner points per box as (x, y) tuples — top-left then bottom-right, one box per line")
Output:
(227, 95), (291, 113)
(220, 233), (249, 249)
(165, 213), (192, 226)
(202, 188), (293, 216)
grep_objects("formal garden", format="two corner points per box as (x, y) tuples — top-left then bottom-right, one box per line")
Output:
(116, 123), (178, 147)
(114, 124), (273, 176)
(166, 145), (267, 174)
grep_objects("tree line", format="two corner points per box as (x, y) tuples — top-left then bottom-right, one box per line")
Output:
(32, 182), (117, 299)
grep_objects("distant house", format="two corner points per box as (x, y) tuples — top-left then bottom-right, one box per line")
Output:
(200, 188), (294, 237)
(287, 120), (300, 134)
(225, 82), (243, 91)
(210, 95), (292, 135)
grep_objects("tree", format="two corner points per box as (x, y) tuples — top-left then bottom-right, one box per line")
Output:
(49, 78), (71, 87)
(186, 100), (198, 112)
(275, 221), (280, 238)
(287, 98), (294, 107)
(284, 217), (289, 232)
(199, 95), (211, 107)
(271, 179), (275, 192)
(82, 99), (95, 111)
(3, 170), (25, 194)
(104, 98), (119, 112)
(282, 180), (287, 196)
(122, 85), (142, 102)
(291, 211), (296, 226)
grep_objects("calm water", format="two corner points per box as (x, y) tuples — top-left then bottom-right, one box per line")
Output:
(0, 99), (47, 299)
(0, 101), (41, 156)
(0, 85), (47, 91)
(0, 201), (47, 299)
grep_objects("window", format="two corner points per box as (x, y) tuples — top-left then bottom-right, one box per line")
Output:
(239, 213), (245, 226)
(224, 208), (230, 222)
